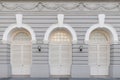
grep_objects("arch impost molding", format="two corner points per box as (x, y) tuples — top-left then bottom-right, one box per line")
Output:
(43, 24), (78, 44)
(85, 24), (119, 44)
(2, 24), (36, 44)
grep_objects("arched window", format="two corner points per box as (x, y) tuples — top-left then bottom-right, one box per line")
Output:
(90, 30), (110, 44)
(49, 29), (72, 43)
(12, 31), (31, 43)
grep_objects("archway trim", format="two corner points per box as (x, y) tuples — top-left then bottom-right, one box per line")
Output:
(43, 24), (77, 44)
(2, 24), (36, 44)
(85, 24), (119, 44)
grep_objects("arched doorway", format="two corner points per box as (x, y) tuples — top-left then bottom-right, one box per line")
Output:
(89, 29), (110, 75)
(49, 28), (72, 76)
(10, 29), (32, 76)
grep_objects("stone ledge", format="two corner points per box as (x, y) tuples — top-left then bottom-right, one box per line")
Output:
(0, 78), (119, 80)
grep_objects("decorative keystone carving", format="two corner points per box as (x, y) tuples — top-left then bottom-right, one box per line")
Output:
(98, 14), (105, 26)
(16, 14), (23, 28)
(57, 14), (64, 27)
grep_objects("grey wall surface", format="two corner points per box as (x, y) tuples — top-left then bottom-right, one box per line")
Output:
(0, 0), (120, 78)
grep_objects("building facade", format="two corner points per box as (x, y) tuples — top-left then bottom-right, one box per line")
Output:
(0, 0), (120, 78)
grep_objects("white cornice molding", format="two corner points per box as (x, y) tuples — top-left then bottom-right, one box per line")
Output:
(0, 1), (120, 11)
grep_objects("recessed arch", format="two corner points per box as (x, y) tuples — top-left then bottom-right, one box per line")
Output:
(85, 24), (119, 44)
(10, 28), (32, 75)
(44, 24), (77, 44)
(2, 24), (36, 44)
(89, 29), (110, 75)
(49, 27), (72, 76)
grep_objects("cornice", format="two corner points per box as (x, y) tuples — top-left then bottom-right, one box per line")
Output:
(0, 1), (119, 11)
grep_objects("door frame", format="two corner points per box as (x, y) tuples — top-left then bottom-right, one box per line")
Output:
(89, 44), (110, 75)
(10, 31), (32, 76)
(88, 30), (110, 76)
(48, 29), (72, 76)
(49, 42), (72, 76)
